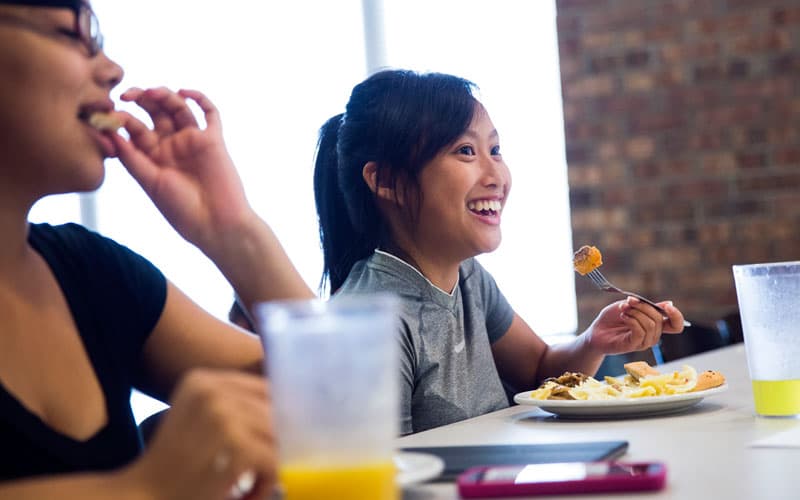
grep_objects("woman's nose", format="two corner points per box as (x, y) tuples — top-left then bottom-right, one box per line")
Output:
(95, 51), (125, 89)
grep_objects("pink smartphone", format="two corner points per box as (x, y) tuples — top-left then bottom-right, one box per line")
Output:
(457, 461), (666, 497)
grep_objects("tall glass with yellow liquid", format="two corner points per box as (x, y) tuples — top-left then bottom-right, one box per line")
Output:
(280, 460), (398, 500)
(733, 262), (800, 417)
(256, 295), (400, 499)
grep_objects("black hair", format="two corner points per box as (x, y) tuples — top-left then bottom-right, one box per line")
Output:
(314, 69), (478, 294)
(0, 0), (81, 8)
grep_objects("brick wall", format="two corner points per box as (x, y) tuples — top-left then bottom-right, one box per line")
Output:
(556, 0), (800, 331)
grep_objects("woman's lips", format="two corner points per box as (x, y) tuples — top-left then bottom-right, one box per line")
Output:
(87, 125), (118, 157)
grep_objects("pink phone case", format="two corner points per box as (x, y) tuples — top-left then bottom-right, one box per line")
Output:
(457, 461), (666, 498)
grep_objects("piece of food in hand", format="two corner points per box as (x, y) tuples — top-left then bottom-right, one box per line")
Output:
(88, 112), (122, 132)
(573, 245), (603, 275)
(623, 361), (661, 382)
(690, 370), (726, 392)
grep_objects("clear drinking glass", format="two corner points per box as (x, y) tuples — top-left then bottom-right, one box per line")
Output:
(732, 261), (800, 417)
(255, 294), (400, 499)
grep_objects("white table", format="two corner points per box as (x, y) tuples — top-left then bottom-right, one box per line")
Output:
(397, 344), (800, 499)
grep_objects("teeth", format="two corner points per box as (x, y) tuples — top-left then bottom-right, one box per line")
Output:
(467, 199), (502, 213)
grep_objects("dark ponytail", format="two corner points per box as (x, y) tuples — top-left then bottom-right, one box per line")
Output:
(314, 69), (478, 294)
(313, 114), (377, 294)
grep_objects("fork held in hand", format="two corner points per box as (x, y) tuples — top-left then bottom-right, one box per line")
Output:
(587, 269), (691, 328)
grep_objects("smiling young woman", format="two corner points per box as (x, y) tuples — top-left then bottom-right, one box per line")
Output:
(0, 1), (312, 498)
(313, 69), (688, 435)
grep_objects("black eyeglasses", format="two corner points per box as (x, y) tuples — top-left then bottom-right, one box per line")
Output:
(0, 0), (103, 57)
(74, 1), (102, 56)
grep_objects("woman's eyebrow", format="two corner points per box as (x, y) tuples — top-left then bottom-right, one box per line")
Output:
(461, 128), (500, 140)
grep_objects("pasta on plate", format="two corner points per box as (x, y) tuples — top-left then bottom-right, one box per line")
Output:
(529, 362), (725, 402)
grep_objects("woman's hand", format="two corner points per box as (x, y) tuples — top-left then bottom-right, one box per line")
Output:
(127, 369), (276, 500)
(585, 298), (685, 355)
(111, 87), (256, 253)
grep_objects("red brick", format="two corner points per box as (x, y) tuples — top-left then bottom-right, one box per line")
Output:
(661, 41), (722, 63)
(556, 13), (582, 32)
(583, 32), (616, 50)
(625, 137), (655, 159)
(625, 50), (650, 68)
(571, 207), (629, 230)
(629, 112), (685, 134)
(632, 202), (695, 224)
(588, 55), (619, 73)
(705, 198), (768, 218)
(773, 147), (800, 165)
(731, 31), (792, 53)
(563, 75), (615, 98)
(700, 152), (737, 173)
(737, 173), (800, 191)
(686, 14), (753, 36)
(729, 127), (767, 147)
(663, 179), (729, 200)
(689, 131), (727, 150)
(735, 152), (768, 169)
(771, 54), (800, 74)
(623, 72), (655, 91)
(621, 30), (646, 48)
(771, 7), (800, 25)
(557, 0), (610, 10)
(697, 222), (734, 244)
(730, 77), (793, 99)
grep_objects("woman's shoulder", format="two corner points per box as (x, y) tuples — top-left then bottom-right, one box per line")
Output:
(30, 222), (111, 248)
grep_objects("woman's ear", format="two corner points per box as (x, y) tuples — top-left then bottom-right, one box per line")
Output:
(362, 161), (402, 204)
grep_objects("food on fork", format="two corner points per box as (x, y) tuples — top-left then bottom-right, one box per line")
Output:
(529, 362), (726, 401)
(88, 112), (122, 132)
(573, 245), (603, 275)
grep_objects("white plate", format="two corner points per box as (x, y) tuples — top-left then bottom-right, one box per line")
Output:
(514, 384), (728, 418)
(394, 451), (444, 486)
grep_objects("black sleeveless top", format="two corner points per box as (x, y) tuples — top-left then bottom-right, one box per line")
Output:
(0, 223), (167, 480)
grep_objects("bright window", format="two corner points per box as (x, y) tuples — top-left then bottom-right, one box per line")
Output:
(32, 1), (575, 421)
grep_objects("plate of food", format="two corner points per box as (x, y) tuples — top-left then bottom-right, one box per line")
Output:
(514, 361), (727, 418)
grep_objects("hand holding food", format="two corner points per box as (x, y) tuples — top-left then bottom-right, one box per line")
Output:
(112, 87), (256, 253)
(530, 362), (726, 401)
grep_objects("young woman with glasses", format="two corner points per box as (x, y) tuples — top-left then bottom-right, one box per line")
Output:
(0, 1), (312, 497)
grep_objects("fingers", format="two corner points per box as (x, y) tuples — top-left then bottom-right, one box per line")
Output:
(139, 369), (278, 500)
(179, 88), (222, 131)
(619, 298), (662, 350)
(659, 301), (687, 333)
(121, 86), (206, 135)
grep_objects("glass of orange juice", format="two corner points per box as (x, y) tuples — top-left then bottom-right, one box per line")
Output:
(256, 295), (400, 499)
(733, 262), (800, 417)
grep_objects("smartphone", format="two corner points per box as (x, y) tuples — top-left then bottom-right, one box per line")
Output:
(457, 461), (666, 498)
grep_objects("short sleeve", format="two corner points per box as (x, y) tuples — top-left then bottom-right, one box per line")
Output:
(396, 318), (416, 435)
(29, 223), (167, 373)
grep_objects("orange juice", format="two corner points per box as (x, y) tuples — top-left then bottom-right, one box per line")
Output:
(279, 461), (398, 500)
(752, 380), (800, 416)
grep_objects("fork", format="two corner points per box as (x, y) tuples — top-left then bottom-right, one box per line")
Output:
(586, 269), (691, 328)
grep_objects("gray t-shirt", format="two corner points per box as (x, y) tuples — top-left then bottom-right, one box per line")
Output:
(337, 250), (515, 434)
